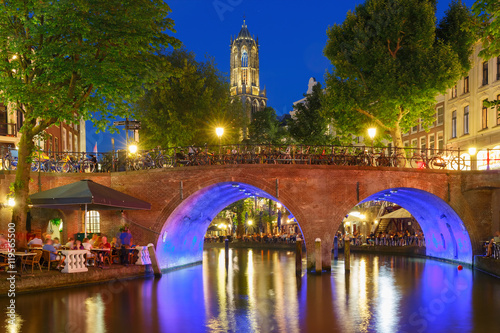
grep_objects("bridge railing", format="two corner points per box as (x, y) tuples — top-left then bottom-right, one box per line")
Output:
(1, 144), (499, 172)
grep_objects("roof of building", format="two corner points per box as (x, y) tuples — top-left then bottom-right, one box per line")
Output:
(237, 20), (252, 40)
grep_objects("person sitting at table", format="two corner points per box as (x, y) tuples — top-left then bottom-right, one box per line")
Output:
(82, 238), (96, 265)
(110, 237), (118, 248)
(43, 239), (65, 270)
(72, 239), (84, 250)
(28, 235), (43, 247)
(53, 237), (62, 249)
(94, 236), (103, 248)
(0, 234), (12, 250)
(89, 234), (99, 247)
(100, 236), (111, 249)
(43, 233), (52, 243)
(65, 238), (75, 248)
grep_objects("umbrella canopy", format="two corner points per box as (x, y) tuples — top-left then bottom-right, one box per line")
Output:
(30, 179), (151, 211)
(379, 208), (412, 219)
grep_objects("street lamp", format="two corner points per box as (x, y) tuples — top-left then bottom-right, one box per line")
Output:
(128, 144), (138, 154)
(368, 128), (376, 152)
(216, 127), (224, 156)
(468, 147), (477, 170)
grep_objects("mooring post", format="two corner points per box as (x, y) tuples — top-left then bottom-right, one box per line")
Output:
(344, 234), (351, 272)
(315, 238), (322, 274)
(147, 244), (162, 278)
(296, 237), (302, 275)
(334, 235), (338, 260)
(225, 238), (229, 265)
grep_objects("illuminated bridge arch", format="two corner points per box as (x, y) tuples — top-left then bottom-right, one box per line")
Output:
(155, 181), (305, 271)
(360, 188), (473, 264)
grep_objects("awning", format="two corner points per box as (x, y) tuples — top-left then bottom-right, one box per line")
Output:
(379, 208), (412, 219)
(30, 179), (151, 211)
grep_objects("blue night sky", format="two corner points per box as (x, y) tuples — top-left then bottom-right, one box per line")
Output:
(86, 0), (477, 152)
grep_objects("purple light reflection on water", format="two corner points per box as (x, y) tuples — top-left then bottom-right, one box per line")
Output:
(360, 188), (473, 264)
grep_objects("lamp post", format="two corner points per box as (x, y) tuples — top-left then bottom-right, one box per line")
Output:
(468, 147), (477, 170)
(368, 128), (376, 151)
(216, 127), (224, 157)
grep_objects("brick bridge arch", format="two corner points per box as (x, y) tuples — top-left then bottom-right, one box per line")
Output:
(18, 165), (497, 270)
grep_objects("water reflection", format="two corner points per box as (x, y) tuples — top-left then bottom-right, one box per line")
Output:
(1, 249), (499, 333)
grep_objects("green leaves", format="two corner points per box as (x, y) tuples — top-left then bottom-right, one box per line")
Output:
(247, 107), (284, 144)
(0, 0), (180, 136)
(136, 48), (245, 148)
(323, 0), (474, 146)
(473, 0), (500, 60)
(288, 82), (334, 145)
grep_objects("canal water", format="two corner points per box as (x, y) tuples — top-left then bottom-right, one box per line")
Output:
(3, 248), (500, 333)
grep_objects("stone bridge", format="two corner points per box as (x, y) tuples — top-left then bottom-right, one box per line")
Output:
(1, 165), (499, 271)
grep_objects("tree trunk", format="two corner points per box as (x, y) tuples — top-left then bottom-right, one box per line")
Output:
(390, 123), (404, 148)
(11, 133), (36, 249)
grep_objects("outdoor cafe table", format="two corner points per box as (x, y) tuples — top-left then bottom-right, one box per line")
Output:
(0, 250), (37, 276)
(90, 249), (110, 267)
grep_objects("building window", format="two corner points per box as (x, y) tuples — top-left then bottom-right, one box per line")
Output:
(482, 100), (488, 129)
(437, 107), (444, 125)
(251, 100), (259, 114)
(451, 110), (457, 138)
(437, 132), (444, 152)
(241, 50), (248, 67)
(411, 138), (417, 148)
(463, 105), (469, 134)
(497, 57), (500, 81)
(463, 76), (469, 93)
(483, 61), (489, 85)
(403, 141), (409, 148)
(429, 134), (435, 154)
(62, 128), (67, 151)
(420, 137), (426, 151)
(411, 125), (418, 133)
(55, 137), (59, 152)
(84, 211), (100, 233)
(242, 69), (247, 85)
(68, 132), (73, 152)
(451, 85), (457, 98)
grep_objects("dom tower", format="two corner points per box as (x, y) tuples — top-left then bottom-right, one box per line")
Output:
(230, 20), (267, 119)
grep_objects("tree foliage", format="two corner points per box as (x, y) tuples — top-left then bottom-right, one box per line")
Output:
(246, 106), (284, 144)
(472, 0), (500, 110)
(473, 0), (500, 60)
(323, 0), (474, 147)
(287, 82), (335, 145)
(136, 48), (245, 148)
(0, 0), (179, 234)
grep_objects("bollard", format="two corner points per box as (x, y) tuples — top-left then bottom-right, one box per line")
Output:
(334, 236), (338, 259)
(315, 238), (322, 274)
(296, 237), (302, 275)
(147, 244), (162, 277)
(344, 236), (350, 272)
(225, 238), (229, 260)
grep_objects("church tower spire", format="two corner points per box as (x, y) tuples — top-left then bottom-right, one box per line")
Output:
(230, 20), (267, 120)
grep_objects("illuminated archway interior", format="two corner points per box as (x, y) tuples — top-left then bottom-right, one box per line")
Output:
(360, 187), (472, 264)
(156, 182), (301, 271)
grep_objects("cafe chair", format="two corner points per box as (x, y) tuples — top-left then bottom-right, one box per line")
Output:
(41, 250), (63, 271)
(22, 250), (43, 273)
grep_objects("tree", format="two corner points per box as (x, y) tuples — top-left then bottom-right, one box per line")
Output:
(247, 107), (284, 144)
(323, 0), (474, 147)
(287, 82), (335, 145)
(472, 0), (500, 110)
(0, 0), (179, 244)
(473, 0), (500, 59)
(136, 48), (245, 148)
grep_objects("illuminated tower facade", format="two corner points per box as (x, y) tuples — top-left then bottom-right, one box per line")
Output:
(230, 20), (267, 119)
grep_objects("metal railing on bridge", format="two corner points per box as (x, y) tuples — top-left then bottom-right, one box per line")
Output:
(1, 144), (499, 173)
